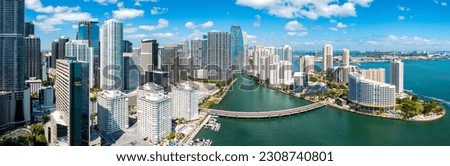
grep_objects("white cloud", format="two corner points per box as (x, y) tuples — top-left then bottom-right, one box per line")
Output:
(287, 31), (308, 37)
(188, 30), (204, 39)
(150, 7), (168, 15)
(134, 0), (159, 6)
(434, 0), (439, 4)
(348, 0), (374, 7)
(367, 35), (450, 47)
(72, 24), (78, 29)
(124, 27), (138, 33)
(398, 15), (405, 21)
(185, 21), (196, 29)
(93, 0), (118, 5)
(328, 27), (338, 31)
(442, 2), (448, 6)
(247, 34), (257, 39)
(235, 0), (371, 19)
(126, 32), (174, 39)
(336, 22), (347, 28)
(112, 3), (145, 20)
(253, 15), (261, 27)
(26, 0), (98, 33)
(200, 21), (214, 28)
(139, 18), (169, 31)
(329, 19), (337, 23)
(397, 6), (411, 11)
(126, 23), (133, 26)
(284, 20), (307, 31)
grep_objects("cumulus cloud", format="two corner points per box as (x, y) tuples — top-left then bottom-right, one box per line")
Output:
(185, 21), (196, 29)
(397, 6), (411, 11)
(150, 7), (168, 15)
(139, 18), (169, 31)
(124, 27), (138, 33)
(26, 0), (97, 32)
(247, 34), (257, 39)
(398, 15), (405, 21)
(253, 15), (261, 27)
(287, 31), (308, 37)
(126, 32), (174, 39)
(200, 21), (214, 28)
(284, 20), (307, 31)
(112, 3), (145, 20)
(442, 2), (448, 6)
(336, 22), (348, 28)
(93, 0), (118, 5)
(328, 27), (338, 31)
(134, 0), (159, 6)
(188, 30), (204, 39)
(235, 0), (372, 19)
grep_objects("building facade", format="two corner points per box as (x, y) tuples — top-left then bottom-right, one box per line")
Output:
(390, 59), (404, 94)
(322, 44), (333, 71)
(342, 49), (350, 66)
(207, 32), (231, 81)
(100, 19), (123, 90)
(123, 52), (140, 91)
(348, 72), (396, 112)
(97, 90), (129, 135)
(137, 83), (171, 144)
(300, 55), (315, 73)
(169, 83), (199, 121)
(24, 35), (42, 79)
(65, 40), (95, 88)
(230, 25), (244, 69)
(140, 39), (159, 85)
(359, 68), (385, 83)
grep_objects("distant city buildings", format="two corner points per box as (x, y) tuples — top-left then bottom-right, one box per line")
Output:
(390, 59), (404, 94)
(97, 90), (129, 135)
(123, 53), (140, 91)
(122, 40), (133, 53)
(359, 68), (386, 83)
(100, 19), (123, 90)
(169, 83), (199, 121)
(137, 83), (171, 144)
(342, 49), (350, 66)
(348, 72), (396, 112)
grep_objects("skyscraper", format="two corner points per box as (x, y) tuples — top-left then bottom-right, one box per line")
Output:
(322, 44), (333, 71)
(123, 52), (140, 91)
(390, 59), (404, 94)
(122, 40), (133, 53)
(191, 39), (207, 69)
(97, 90), (128, 135)
(283, 45), (292, 62)
(140, 39), (158, 85)
(24, 22), (34, 37)
(207, 31), (231, 81)
(57, 36), (69, 60)
(65, 40), (95, 88)
(359, 68), (385, 83)
(77, 21), (100, 87)
(137, 83), (171, 144)
(342, 49), (350, 66)
(50, 40), (59, 68)
(300, 55), (315, 73)
(230, 25), (244, 69)
(24, 35), (42, 79)
(0, 0), (26, 133)
(100, 19), (123, 90)
(55, 57), (90, 145)
(161, 44), (181, 84)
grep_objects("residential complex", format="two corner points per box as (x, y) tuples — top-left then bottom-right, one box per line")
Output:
(97, 90), (129, 135)
(169, 83), (199, 121)
(100, 19), (123, 90)
(359, 68), (386, 83)
(390, 59), (404, 94)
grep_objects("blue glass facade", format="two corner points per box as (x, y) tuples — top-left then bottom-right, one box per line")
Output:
(230, 25), (244, 69)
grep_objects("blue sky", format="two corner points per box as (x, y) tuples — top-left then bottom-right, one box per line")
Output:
(25, 0), (450, 51)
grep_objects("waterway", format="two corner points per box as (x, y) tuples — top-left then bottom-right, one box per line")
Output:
(196, 60), (450, 145)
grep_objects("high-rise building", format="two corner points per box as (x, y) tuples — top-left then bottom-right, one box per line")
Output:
(161, 44), (181, 84)
(122, 40), (133, 53)
(57, 36), (69, 60)
(123, 52), (140, 91)
(279, 60), (293, 85)
(390, 59), (404, 94)
(97, 90), (128, 135)
(283, 45), (292, 62)
(191, 39), (207, 69)
(342, 49), (350, 66)
(169, 83), (199, 121)
(0, 0), (26, 133)
(268, 54), (280, 85)
(140, 39), (159, 84)
(50, 40), (59, 68)
(348, 72), (396, 112)
(77, 21), (100, 87)
(300, 56), (315, 73)
(100, 19), (123, 90)
(331, 65), (358, 84)
(137, 83), (171, 144)
(259, 56), (269, 82)
(230, 25), (244, 69)
(322, 44), (333, 71)
(359, 68), (385, 83)
(293, 72), (308, 92)
(24, 35), (42, 79)
(207, 32), (231, 81)
(55, 57), (90, 145)
(65, 40), (95, 88)
(25, 22), (34, 37)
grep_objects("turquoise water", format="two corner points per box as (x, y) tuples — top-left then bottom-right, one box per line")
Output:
(196, 60), (450, 145)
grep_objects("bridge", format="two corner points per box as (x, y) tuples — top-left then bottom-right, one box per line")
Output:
(206, 102), (326, 119)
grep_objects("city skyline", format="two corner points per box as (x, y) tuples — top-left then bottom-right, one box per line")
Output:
(25, 0), (450, 51)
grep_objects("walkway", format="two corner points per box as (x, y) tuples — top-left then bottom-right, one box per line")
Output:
(206, 102), (326, 119)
